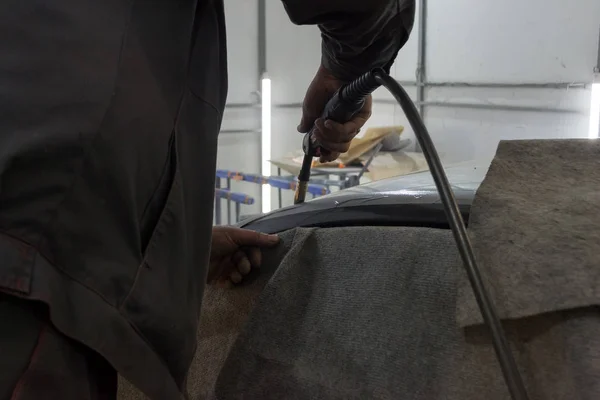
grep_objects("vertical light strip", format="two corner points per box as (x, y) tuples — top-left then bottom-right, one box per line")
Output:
(261, 74), (272, 213)
(589, 82), (600, 139)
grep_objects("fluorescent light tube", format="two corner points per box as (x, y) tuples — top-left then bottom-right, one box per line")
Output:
(589, 82), (600, 139)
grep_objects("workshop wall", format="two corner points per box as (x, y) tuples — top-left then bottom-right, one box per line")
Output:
(424, 0), (600, 163)
(216, 0), (600, 220)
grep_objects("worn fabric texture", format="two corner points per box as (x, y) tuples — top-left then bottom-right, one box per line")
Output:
(211, 226), (600, 399)
(458, 139), (600, 326)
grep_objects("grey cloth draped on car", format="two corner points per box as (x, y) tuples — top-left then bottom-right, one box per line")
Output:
(199, 226), (598, 400)
(153, 138), (600, 399)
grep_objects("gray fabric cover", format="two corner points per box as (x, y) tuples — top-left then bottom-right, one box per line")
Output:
(211, 226), (600, 400)
(215, 226), (466, 399)
(458, 139), (600, 326)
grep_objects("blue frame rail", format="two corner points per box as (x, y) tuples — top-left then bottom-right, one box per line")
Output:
(216, 170), (330, 196)
(214, 188), (255, 205)
(214, 188), (255, 225)
(214, 169), (331, 225)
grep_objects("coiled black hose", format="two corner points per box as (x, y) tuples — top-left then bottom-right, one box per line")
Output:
(373, 69), (529, 400)
(300, 68), (529, 399)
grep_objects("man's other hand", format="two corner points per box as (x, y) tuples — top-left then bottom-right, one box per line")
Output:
(297, 65), (373, 163)
(207, 227), (280, 287)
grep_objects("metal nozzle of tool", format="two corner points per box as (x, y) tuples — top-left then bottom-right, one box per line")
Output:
(293, 69), (383, 204)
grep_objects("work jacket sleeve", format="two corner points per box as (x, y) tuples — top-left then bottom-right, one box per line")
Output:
(282, 0), (415, 82)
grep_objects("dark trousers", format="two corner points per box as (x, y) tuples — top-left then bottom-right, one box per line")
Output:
(0, 294), (117, 400)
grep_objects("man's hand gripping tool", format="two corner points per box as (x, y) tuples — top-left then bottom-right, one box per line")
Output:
(293, 70), (381, 204)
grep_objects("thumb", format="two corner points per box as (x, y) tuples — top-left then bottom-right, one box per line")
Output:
(227, 228), (280, 248)
(298, 65), (343, 133)
(297, 105), (320, 133)
(297, 113), (310, 133)
(297, 75), (332, 133)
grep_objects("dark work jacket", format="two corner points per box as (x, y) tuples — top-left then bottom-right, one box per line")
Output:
(0, 0), (414, 398)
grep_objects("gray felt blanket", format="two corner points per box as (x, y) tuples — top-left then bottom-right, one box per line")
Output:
(119, 139), (600, 399)
(212, 227), (600, 400)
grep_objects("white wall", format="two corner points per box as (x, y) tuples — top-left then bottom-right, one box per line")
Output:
(425, 0), (600, 164)
(428, 0), (599, 83)
(217, 0), (600, 220)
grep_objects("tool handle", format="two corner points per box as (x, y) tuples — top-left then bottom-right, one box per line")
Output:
(303, 69), (383, 159)
(302, 90), (366, 158)
(295, 69), (382, 205)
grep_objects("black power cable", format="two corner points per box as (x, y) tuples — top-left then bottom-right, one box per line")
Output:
(296, 68), (529, 400)
(294, 72), (380, 204)
(373, 70), (528, 400)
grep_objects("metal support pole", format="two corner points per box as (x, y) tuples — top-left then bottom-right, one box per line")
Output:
(416, 0), (427, 117)
(225, 103), (260, 109)
(415, 0), (427, 152)
(357, 143), (384, 181)
(258, 0), (268, 213)
(595, 26), (600, 74)
(425, 82), (588, 89)
(226, 98), (582, 116)
(226, 178), (232, 225)
(258, 0), (266, 75)
(593, 27), (600, 139)
(220, 129), (261, 134)
(214, 178), (222, 226)
(235, 202), (241, 223)
(277, 167), (282, 209)
(417, 101), (584, 114)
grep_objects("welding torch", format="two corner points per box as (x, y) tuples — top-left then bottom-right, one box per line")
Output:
(293, 69), (383, 204)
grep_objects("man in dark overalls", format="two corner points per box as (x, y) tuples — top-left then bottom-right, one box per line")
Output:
(0, 0), (415, 398)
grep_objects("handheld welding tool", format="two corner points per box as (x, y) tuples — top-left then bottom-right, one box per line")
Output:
(293, 70), (382, 204)
(291, 67), (529, 400)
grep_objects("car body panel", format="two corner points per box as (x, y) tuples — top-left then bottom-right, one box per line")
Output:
(238, 163), (489, 234)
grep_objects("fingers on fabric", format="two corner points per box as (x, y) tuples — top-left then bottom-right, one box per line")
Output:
(229, 270), (243, 284)
(207, 254), (233, 285)
(232, 250), (252, 275)
(208, 229), (278, 289)
(228, 228), (279, 248)
(246, 247), (262, 269)
(224, 248), (264, 287)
